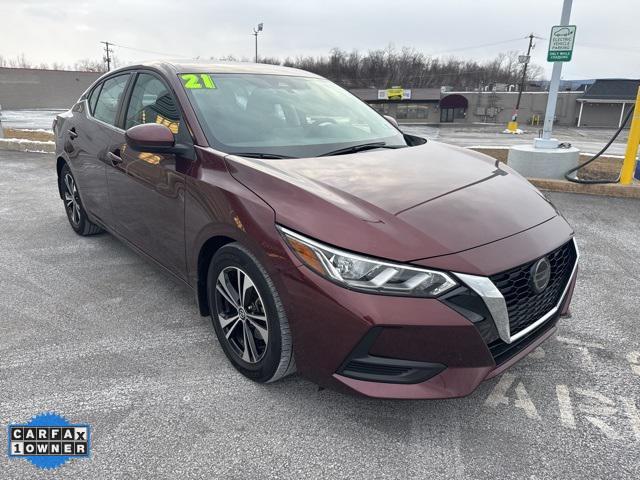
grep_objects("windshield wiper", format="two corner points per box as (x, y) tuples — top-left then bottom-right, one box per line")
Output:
(319, 142), (405, 157)
(231, 152), (294, 159)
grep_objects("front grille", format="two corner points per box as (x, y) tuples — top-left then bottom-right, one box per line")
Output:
(489, 240), (577, 337)
(488, 315), (557, 365)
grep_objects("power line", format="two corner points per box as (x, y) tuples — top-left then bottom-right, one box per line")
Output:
(577, 41), (640, 54)
(333, 68), (523, 84)
(108, 42), (193, 59)
(426, 37), (526, 56)
(524, 37), (640, 54)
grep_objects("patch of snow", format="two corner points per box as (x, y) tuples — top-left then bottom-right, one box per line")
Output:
(13, 128), (53, 134)
(0, 109), (63, 130)
(0, 138), (54, 145)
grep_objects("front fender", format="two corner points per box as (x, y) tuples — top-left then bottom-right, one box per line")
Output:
(185, 148), (300, 315)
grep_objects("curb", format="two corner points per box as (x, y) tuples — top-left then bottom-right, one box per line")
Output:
(470, 146), (639, 199)
(529, 177), (640, 199)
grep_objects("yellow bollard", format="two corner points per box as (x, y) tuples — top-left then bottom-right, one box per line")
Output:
(620, 86), (640, 185)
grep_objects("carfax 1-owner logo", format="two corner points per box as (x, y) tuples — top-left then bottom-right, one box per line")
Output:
(7, 412), (91, 470)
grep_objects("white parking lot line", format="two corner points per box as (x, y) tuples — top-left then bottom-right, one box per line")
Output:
(484, 373), (515, 407)
(556, 385), (576, 428)
(620, 397), (640, 442)
(627, 351), (640, 377)
(556, 336), (605, 371)
(514, 382), (540, 420)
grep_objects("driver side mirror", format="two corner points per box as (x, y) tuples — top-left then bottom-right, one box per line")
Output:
(383, 115), (399, 129)
(125, 123), (176, 153)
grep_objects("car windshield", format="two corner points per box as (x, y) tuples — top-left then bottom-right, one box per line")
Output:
(179, 73), (407, 158)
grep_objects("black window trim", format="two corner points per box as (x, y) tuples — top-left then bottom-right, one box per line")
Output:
(87, 82), (103, 116)
(85, 72), (134, 132)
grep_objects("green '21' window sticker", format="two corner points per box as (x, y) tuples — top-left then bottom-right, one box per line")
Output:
(180, 74), (216, 89)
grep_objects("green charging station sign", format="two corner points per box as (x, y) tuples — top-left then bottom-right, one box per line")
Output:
(547, 25), (577, 62)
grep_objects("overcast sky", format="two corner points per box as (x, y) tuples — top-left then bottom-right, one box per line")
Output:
(1, 0), (638, 79)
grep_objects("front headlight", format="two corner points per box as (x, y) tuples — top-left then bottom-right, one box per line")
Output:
(277, 226), (457, 297)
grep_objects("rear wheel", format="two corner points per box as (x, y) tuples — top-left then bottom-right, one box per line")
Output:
(207, 243), (295, 383)
(60, 164), (103, 236)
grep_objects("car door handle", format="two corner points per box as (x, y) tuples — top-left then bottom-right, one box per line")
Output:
(68, 128), (78, 140)
(107, 151), (123, 166)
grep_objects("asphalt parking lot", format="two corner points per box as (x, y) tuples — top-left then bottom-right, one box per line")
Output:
(1, 151), (639, 479)
(402, 124), (630, 156)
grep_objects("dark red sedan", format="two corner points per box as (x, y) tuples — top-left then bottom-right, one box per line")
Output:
(54, 61), (578, 399)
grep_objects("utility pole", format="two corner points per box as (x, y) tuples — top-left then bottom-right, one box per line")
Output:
(535, 0), (573, 148)
(252, 23), (263, 63)
(513, 33), (534, 128)
(101, 41), (113, 71)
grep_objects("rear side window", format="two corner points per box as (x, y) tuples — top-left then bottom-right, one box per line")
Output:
(93, 74), (130, 126)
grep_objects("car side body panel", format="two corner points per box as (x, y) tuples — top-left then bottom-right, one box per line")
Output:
(56, 101), (116, 226)
(184, 147), (299, 297)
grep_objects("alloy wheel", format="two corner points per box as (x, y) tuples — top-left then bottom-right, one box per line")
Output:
(63, 173), (81, 226)
(215, 266), (269, 363)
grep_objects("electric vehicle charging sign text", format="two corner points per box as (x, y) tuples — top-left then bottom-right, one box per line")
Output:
(548, 25), (577, 62)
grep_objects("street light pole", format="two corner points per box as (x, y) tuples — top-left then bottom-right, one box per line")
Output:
(252, 23), (263, 63)
(535, 0), (573, 148)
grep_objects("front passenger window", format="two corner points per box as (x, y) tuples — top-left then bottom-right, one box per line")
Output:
(125, 73), (182, 136)
(93, 75), (129, 126)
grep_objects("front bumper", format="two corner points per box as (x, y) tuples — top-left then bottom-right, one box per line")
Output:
(277, 228), (578, 400)
(335, 320), (560, 399)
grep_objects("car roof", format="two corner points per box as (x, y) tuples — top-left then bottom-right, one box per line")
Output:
(115, 60), (322, 78)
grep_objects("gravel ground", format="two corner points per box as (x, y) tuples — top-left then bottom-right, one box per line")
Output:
(0, 151), (638, 479)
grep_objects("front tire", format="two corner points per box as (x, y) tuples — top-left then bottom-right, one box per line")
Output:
(60, 164), (103, 236)
(207, 243), (295, 383)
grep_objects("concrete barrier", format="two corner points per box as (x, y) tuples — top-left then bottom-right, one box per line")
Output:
(507, 145), (580, 180)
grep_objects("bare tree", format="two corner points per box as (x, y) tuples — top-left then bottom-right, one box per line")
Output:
(74, 58), (106, 72)
(275, 48), (544, 90)
(259, 57), (281, 65)
(7, 53), (32, 68)
(0, 48), (545, 87)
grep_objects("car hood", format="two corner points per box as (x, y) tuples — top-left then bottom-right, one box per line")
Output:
(224, 142), (558, 262)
